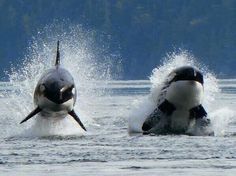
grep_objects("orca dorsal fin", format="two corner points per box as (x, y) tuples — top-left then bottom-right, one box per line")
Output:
(55, 40), (60, 66)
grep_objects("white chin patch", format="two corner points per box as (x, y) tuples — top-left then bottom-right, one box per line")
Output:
(37, 96), (74, 113)
(166, 81), (203, 109)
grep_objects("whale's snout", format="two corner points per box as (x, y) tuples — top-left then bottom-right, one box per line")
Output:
(170, 66), (203, 85)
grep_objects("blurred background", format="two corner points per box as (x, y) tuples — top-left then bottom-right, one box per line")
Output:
(0, 0), (235, 80)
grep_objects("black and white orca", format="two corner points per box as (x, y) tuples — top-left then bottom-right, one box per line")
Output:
(142, 66), (212, 135)
(20, 41), (86, 131)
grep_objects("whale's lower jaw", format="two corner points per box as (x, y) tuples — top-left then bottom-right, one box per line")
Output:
(36, 96), (74, 118)
(39, 110), (69, 119)
(166, 80), (203, 110)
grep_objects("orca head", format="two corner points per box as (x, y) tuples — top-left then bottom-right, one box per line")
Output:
(165, 66), (204, 109)
(169, 66), (204, 85)
(37, 68), (77, 105)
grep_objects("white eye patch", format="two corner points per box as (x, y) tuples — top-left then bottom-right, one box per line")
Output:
(72, 87), (75, 95)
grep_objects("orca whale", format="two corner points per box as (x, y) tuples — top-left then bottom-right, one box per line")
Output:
(20, 41), (86, 131)
(142, 66), (212, 135)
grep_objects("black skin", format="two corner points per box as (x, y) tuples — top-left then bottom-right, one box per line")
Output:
(43, 83), (74, 104)
(169, 66), (203, 85)
(34, 67), (77, 105)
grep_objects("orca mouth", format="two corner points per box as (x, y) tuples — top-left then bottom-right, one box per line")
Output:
(169, 67), (203, 85)
(43, 84), (75, 104)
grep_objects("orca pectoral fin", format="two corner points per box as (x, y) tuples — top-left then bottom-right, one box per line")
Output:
(20, 107), (42, 124)
(68, 110), (87, 131)
(158, 99), (176, 116)
(143, 111), (170, 135)
(189, 104), (207, 119)
(142, 100), (175, 133)
(142, 108), (161, 131)
(190, 104), (212, 127)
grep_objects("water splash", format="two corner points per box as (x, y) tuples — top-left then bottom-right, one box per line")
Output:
(3, 24), (119, 137)
(128, 50), (233, 136)
(210, 107), (235, 136)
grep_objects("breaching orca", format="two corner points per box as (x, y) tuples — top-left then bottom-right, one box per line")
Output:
(20, 41), (86, 131)
(142, 66), (212, 135)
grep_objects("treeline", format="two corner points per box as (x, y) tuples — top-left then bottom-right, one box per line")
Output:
(0, 0), (236, 79)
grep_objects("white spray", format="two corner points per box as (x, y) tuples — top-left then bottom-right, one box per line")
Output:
(128, 51), (235, 136)
(3, 24), (118, 137)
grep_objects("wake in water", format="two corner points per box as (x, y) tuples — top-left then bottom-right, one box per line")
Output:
(3, 24), (118, 137)
(128, 51), (234, 136)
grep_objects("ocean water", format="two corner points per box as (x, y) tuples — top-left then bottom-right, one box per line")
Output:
(0, 25), (236, 175)
(0, 79), (236, 176)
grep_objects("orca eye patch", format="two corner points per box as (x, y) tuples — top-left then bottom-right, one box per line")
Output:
(60, 85), (74, 93)
(72, 87), (75, 95)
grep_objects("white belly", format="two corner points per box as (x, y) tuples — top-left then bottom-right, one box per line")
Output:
(166, 80), (203, 110)
(165, 80), (203, 131)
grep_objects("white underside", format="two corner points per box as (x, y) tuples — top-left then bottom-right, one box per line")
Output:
(166, 81), (204, 130)
(36, 96), (74, 118)
(166, 81), (203, 109)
